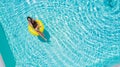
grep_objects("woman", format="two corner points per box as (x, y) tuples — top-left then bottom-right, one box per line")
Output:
(27, 17), (47, 41)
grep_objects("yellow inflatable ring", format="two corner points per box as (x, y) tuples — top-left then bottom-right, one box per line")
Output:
(28, 20), (44, 36)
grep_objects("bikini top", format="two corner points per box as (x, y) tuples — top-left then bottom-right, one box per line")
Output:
(31, 21), (37, 28)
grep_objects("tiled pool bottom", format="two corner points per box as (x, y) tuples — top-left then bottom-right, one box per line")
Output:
(93, 56), (120, 67)
(0, 0), (120, 67)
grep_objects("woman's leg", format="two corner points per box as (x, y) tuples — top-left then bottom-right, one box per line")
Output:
(36, 30), (47, 41)
(35, 27), (44, 36)
(36, 30), (44, 36)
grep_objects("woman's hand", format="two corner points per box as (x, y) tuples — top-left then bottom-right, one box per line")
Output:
(35, 25), (40, 30)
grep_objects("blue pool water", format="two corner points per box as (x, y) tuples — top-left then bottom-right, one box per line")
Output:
(0, 23), (16, 67)
(0, 0), (120, 67)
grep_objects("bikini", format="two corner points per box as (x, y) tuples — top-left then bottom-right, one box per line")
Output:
(31, 21), (37, 29)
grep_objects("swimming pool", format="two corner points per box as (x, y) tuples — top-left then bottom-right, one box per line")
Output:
(0, 0), (120, 67)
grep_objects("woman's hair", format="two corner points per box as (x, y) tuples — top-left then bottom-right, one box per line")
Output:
(27, 16), (32, 21)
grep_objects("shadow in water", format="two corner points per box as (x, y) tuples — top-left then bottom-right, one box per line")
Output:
(0, 23), (16, 67)
(38, 29), (51, 42)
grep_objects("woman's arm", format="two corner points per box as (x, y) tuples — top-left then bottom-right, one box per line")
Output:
(35, 25), (40, 30)
(29, 22), (33, 27)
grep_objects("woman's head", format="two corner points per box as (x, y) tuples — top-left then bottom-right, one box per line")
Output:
(27, 16), (32, 22)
